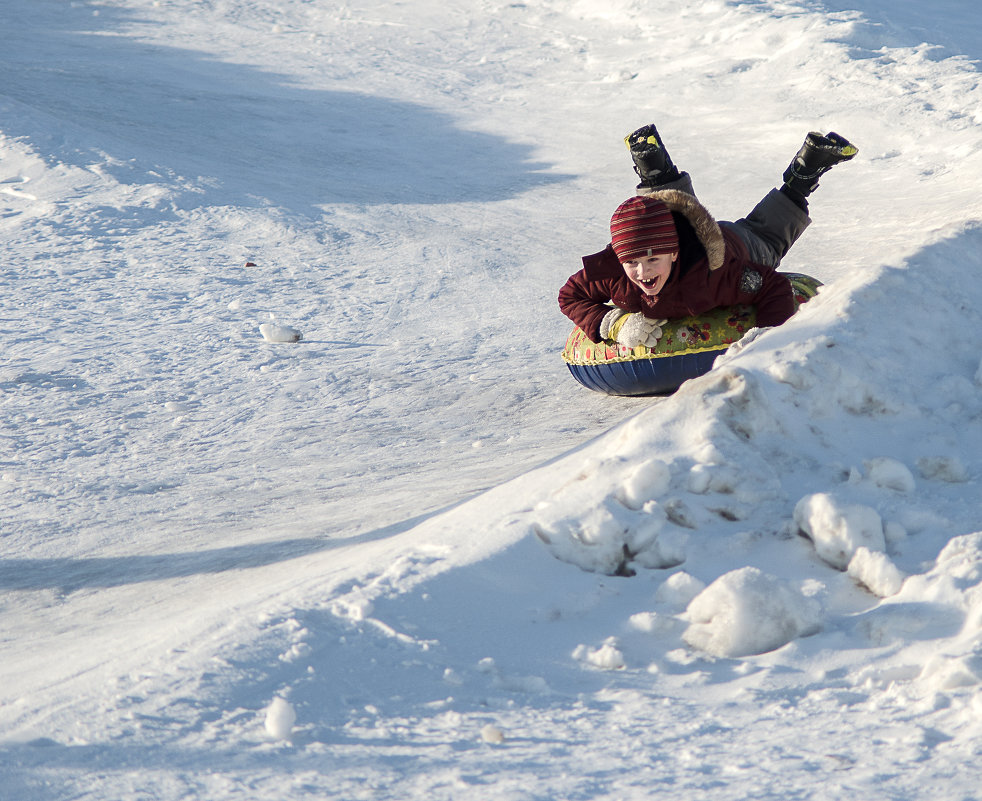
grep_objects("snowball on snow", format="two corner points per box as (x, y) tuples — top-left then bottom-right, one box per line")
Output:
(259, 322), (303, 343)
(793, 492), (885, 570)
(616, 458), (671, 511)
(847, 546), (905, 597)
(655, 571), (707, 608)
(918, 455), (969, 483)
(481, 724), (506, 744)
(629, 611), (671, 633)
(683, 567), (822, 658)
(864, 457), (916, 493)
(573, 638), (626, 670)
(264, 696), (296, 740)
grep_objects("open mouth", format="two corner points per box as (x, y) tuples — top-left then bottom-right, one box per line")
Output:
(638, 277), (660, 291)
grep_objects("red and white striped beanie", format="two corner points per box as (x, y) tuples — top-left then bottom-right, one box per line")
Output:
(609, 195), (679, 263)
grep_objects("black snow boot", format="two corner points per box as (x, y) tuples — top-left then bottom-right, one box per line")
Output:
(782, 131), (858, 199)
(625, 124), (681, 188)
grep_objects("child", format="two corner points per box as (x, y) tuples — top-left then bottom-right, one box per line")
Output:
(558, 125), (857, 348)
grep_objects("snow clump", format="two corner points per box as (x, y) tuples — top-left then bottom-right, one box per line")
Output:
(259, 322), (303, 343)
(616, 458), (671, 510)
(864, 457), (916, 493)
(918, 455), (969, 483)
(530, 455), (687, 575)
(573, 637), (626, 670)
(793, 492), (885, 570)
(481, 724), (506, 744)
(533, 498), (685, 576)
(847, 546), (906, 597)
(264, 696), (297, 740)
(683, 567), (823, 657)
(655, 571), (707, 608)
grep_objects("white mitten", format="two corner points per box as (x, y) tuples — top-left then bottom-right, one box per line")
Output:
(726, 326), (773, 356)
(600, 308), (666, 348)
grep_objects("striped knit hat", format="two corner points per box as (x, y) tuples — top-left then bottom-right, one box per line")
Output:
(609, 195), (679, 262)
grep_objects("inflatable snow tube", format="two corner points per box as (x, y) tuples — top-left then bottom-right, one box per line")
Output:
(562, 273), (821, 396)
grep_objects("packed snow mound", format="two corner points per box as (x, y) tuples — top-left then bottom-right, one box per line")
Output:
(793, 491), (886, 570)
(525, 225), (982, 691)
(852, 532), (982, 694)
(908, 533), (982, 692)
(531, 456), (686, 576)
(682, 567), (823, 657)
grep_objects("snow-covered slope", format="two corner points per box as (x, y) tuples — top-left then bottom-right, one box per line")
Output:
(2, 0), (982, 798)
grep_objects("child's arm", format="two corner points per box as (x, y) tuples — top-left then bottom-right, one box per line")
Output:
(749, 268), (796, 327)
(558, 268), (619, 342)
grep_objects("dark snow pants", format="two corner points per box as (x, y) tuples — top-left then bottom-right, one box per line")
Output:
(645, 173), (812, 268)
(724, 188), (811, 267)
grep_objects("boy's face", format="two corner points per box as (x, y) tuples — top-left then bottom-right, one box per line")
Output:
(620, 252), (677, 299)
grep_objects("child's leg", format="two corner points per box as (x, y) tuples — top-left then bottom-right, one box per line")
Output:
(722, 189), (811, 267)
(636, 170), (697, 198)
(722, 131), (856, 267)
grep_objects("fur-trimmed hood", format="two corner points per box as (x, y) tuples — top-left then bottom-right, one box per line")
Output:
(560, 180), (797, 342)
(636, 186), (726, 271)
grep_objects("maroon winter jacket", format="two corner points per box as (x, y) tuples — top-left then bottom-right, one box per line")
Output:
(558, 188), (795, 342)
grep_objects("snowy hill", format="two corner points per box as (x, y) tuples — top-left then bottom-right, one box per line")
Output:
(2, 0), (982, 798)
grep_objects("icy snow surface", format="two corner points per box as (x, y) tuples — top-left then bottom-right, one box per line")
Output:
(3, 0), (982, 798)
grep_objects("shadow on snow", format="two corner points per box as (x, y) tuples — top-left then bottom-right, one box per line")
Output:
(0, 507), (450, 594)
(0, 0), (569, 215)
